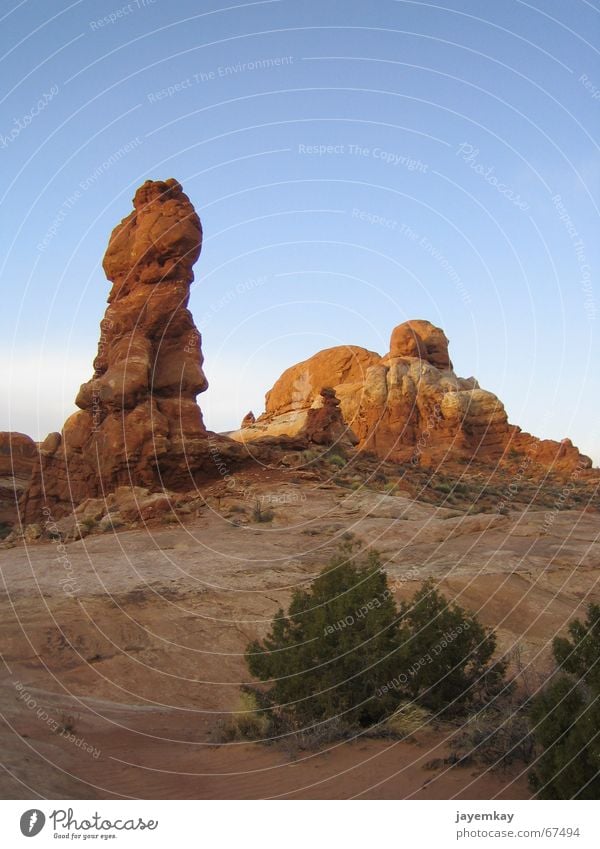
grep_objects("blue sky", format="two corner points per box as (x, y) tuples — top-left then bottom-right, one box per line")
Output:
(1, 0), (599, 462)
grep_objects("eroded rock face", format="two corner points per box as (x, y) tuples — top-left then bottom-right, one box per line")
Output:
(507, 432), (592, 474)
(23, 179), (241, 521)
(0, 433), (37, 527)
(76, 178), (207, 418)
(240, 411), (256, 429)
(389, 319), (452, 370)
(240, 319), (592, 471)
(232, 388), (357, 450)
(263, 345), (381, 417)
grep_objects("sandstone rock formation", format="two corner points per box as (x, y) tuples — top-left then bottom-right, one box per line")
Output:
(13, 183), (595, 526)
(23, 179), (242, 521)
(231, 387), (358, 450)
(0, 432), (37, 528)
(507, 433), (592, 475)
(389, 319), (452, 369)
(239, 319), (592, 472)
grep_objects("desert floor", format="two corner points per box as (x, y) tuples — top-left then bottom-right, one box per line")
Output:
(1, 470), (598, 798)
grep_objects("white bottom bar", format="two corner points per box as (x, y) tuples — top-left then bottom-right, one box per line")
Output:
(1, 799), (598, 847)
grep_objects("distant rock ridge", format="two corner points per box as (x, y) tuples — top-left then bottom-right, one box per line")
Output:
(234, 319), (593, 473)
(22, 179), (243, 521)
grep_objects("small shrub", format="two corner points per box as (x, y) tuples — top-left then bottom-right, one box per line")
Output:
(100, 514), (124, 532)
(246, 545), (401, 729)
(209, 691), (271, 743)
(529, 604), (600, 798)
(281, 716), (352, 756)
(451, 698), (533, 767)
(252, 500), (275, 523)
(529, 676), (600, 798)
(394, 580), (507, 716)
(328, 454), (346, 469)
(552, 602), (600, 691)
(300, 448), (321, 465)
(452, 482), (469, 495)
(55, 713), (78, 735)
(0, 522), (12, 540)
(383, 702), (432, 738)
(245, 549), (506, 735)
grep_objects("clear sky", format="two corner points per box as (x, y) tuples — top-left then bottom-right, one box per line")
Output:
(1, 0), (599, 463)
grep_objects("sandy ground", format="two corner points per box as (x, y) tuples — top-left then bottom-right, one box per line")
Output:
(1, 478), (598, 799)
